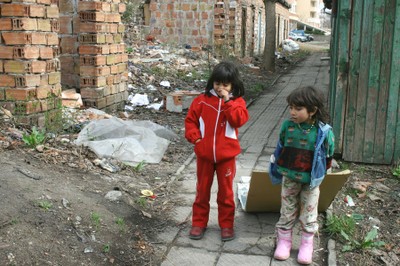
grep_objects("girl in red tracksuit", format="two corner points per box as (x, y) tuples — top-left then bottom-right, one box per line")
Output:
(185, 61), (249, 241)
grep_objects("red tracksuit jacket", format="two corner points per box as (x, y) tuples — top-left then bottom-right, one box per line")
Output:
(185, 91), (249, 163)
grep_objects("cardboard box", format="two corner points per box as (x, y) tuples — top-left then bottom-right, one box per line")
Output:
(238, 170), (351, 213)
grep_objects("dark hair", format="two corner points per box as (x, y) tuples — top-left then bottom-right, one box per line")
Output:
(286, 86), (330, 123)
(205, 61), (245, 98)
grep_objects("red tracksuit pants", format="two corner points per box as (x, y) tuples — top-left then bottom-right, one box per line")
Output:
(192, 157), (236, 229)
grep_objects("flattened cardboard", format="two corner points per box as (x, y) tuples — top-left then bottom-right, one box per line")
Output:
(243, 170), (351, 213)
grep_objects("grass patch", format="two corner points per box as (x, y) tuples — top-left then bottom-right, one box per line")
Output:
(115, 217), (126, 233)
(37, 200), (53, 211)
(91, 212), (101, 229)
(325, 214), (356, 241)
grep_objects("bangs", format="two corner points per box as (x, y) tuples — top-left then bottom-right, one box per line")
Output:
(211, 67), (235, 83)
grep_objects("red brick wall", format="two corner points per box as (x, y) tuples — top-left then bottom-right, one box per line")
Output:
(148, 0), (214, 49)
(77, 0), (128, 110)
(0, 0), (62, 126)
(0, 0), (128, 125)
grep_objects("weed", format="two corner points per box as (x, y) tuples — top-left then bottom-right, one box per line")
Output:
(37, 200), (53, 211)
(103, 243), (110, 253)
(115, 217), (126, 232)
(22, 126), (46, 147)
(392, 163), (400, 178)
(341, 228), (385, 252)
(150, 66), (169, 79)
(325, 214), (356, 241)
(134, 161), (146, 172)
(339, 161), (350, 170)
(135, 197), (147, 208)
(251, 83), (264, 93)
(91, 212), (101, 229)
(126, 47), (133, 53)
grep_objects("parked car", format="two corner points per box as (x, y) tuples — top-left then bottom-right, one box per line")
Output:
(282, 39), (300, 52)
(291, 30), (314, 41)
(288, 32), (308, 42)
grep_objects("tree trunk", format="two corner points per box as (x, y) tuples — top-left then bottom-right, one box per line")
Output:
(263, 0), (276, 72)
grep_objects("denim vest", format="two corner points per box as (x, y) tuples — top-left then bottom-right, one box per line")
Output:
(269, 122), (332, 188)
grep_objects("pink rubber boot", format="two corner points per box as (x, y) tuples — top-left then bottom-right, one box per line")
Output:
(297, 231), (314, 265)
(273, 228), (292, 260)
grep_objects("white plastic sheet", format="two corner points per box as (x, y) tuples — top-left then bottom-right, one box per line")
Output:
(75, 117), (177, 166)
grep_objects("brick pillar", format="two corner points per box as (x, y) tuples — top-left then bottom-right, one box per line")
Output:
(0, 0), (62, 126)
(78, 0), (128, 111)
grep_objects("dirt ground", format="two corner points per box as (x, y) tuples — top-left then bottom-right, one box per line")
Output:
(1, 42), (399, 265)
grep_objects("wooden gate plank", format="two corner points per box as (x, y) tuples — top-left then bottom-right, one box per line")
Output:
(343, 0), (363, 161)
(377, 0), (396, 163)
(363, 0), (385, 162)
(332, 0), (351, 155)
(351, 0), (375, 162)
(387, 0), (400, 163)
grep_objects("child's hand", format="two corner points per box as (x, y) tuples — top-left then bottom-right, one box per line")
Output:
(216, 88), (230, 101)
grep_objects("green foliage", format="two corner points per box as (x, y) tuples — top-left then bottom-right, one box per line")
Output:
(392, 163), (400, 178)
(134, 161), (146, 172)
(341, 228), (385, 252)
(103, 244), (111, 253)
(37, 200), (53, 211)
(22, 126), (46, 147)
(115, 217), (126, 232)
(122, 0), (136, 23)
(325, 214), (356, 240)
(126, 47), (134, 54)
(91, 212), (101, 229)
(252, 83), (264, 93)
(135, 197), (147, 208)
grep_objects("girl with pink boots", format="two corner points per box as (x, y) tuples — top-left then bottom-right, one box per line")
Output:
(269, 86), (335, 264)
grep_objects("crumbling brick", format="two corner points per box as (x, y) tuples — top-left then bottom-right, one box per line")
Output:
(39, 47), (54, 59)
(79, 11), (105, 22)
(30, 60), (47, 73)
(15, 100), (42, 115)
(80, 65), (110, 76)
(79, 34), (106, 44)
(4, 60), (29, 74)
(13, 46), (40, 59)
(31, 32), (47, 45)
(80, 87), (105, 99)
(29, 5), (46, 18)
(79, 55), (106, 66)
(6, 88), (37, 101)
(80, 76), (107, 87)
(36, 85), (51, 99)
(0, 47), (15, 59)
(59, 16), (72, 34)
(0, 74), (15, 87)
(0, 18), (12, 30)
(15, 75), (41, 88)
(1, 32), (31, 45)
(46, 5), (59, 18)
(48, 72), (60, 84)
(46, 33), (59, 45)
(1, 4), (29, 17)
(82, 98), (107, 109)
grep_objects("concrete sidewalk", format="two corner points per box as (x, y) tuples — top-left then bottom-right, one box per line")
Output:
(160, 53), (331, 266)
